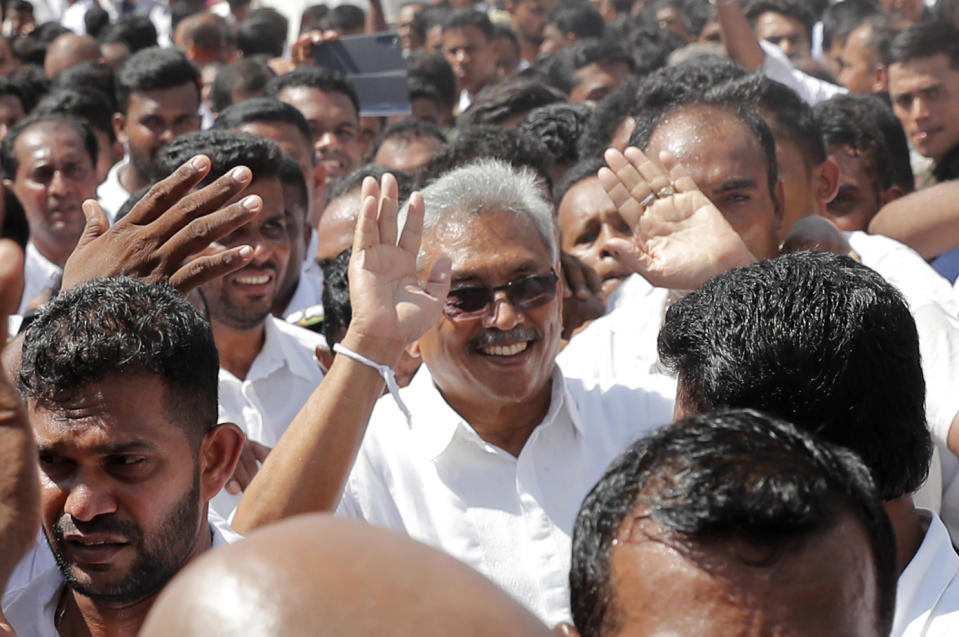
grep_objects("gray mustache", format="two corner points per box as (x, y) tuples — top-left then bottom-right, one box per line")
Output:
(471, 327), (541, 349)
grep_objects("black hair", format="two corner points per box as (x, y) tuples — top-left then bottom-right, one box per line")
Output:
(321, 247), (352, 349)
(209, 58), (276, 113)
(442, 9), (494, 40)
(821, 0), (882, 54)
(886, 22), (959, 69)
(265, 66), (360, 118)
(708, 74), (826, 169)
(116, 47), (200, 114)
(327, 163), (414, 202)
(1, 185), (29, 249)
(936, 0), (959, 24)
(546, 2), (605, 40)
(33, 88), (118, 143)
(10, 36), (45, 68)
(0, 76), (26, 115)
(1, 114), (98, 179)
(51, 62), (118, 112)
(518, 101), (592, 171)
(658, 251), (931, 501)
(629, 96), (778, 198)
(416, 125), (553, 192)
(744, 0), (816, 35)
(18, 276), (220, 443)
(814, 94), (899, 194)
(9, 0), (34, 14)
(149, 129), (284, 185)
(6, 64), (49, 113)
(546, 38), (636, 95)
(407, 50), (457, 110)
(413, 5), (451, 44)
(236, 11), (288, 58)
(279, 154), (308, 221)
(577, 77), (640, 159)
(553, 156), (605, 205)
(99, 15), (158, 53)
(570, 408), (897, 637)
(320, 4), (366, 33)
(177, 11), (229, 52)
(300, 4), (330, 34)
(83, 7), (110, 39)
(461, 76), (565, 128)
(367, 119), (446, 161)
(214, 96), (313, 152)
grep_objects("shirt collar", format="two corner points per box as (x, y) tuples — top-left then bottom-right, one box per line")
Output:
(411, 365), (585, 461)
(248, 316), (320, 382)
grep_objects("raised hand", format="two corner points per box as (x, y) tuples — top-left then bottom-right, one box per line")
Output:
(343, 174), (451, 362)
(61, 155), (260, 294)
(599, 147), (756, 290)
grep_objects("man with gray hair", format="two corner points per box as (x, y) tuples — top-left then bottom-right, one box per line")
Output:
(234, 159), (676, 627)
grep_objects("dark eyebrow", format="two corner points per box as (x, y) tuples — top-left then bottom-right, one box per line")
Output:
(716, 179), (758, 193)
(37, 440), (157, 456)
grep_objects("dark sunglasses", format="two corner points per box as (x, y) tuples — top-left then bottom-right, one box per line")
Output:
(444, 270), (560, 319)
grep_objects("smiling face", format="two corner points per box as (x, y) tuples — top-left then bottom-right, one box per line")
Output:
(32, 374), (207, 603)
(889, 54), (959, 163)
(275, 86), (361, 179)
(8, 120), (99, 266)
(413, 209), (561, 411)
(558, 176), (632, 301)
(199, 176), (290, 330)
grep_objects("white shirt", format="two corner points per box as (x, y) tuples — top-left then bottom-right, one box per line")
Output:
(18, 243), (61, 316)
(894, 508), (959, 637)
(212, 316), (325, 518)
(760, 39), (848, 106)
(283, 265), (324, 319)
(97, 157), (132, 224)
(337, 365), (675, 626)
(2, 512), (241, 637)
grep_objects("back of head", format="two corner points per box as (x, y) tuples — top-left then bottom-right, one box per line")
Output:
(321, 247), (352, 349)
(18, 276), (219, 438)
(265, 66), (360, 117)
(150, 128), (284, 185)
(632, 54), (747, 113)
(320, 4), (366, 35)
(657, 251), (931, 501)
(571, 408), (896, 637)
(104, 14), (159, 53)
(116, 47), (200, 113)
(33, 88), (117, 142)
(367, 119), (446, 162)
(214, 96), (310, 145)
(209, 58), (276, 113)
(442, 8), (494, 40)
(140, 515), (553, 637)
(236, 12), (288, 58)
(407, 50), (457, 111)
(886, 21), (959, 69)
(518, 101), (592, 169)
(51, 61), (117, 112)
(822, 0), (883, 54)
(577, 77), (641, 159)
(461, 76), (565, 128)
(545, 38), (636, 96)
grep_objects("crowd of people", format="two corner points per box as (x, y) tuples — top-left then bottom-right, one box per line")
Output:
(1, 0), (959, 634)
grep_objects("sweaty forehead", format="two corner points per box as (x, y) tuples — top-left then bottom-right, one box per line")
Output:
(16, 122), (87, 160)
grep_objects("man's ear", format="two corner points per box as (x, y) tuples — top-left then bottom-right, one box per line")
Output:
(112, 112), (128, 145)
(813, 157), (841, 210)
(406, 339), (422, 360)
(198, 422), (245, 500)
(873, 64), (888, 94)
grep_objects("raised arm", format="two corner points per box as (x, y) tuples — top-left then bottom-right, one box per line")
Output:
(599, 146), (756, 291)
(232, 174), (450, 533)
(714, 0), (765, 71)
(868, 181), (959, 259)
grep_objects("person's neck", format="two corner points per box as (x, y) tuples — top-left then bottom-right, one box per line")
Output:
(58, 518), (213, 637)
(117, 161), (150, 195)
(519, 36), (539, 64)
(884, 495), (925, 575)
(439, 378), (553, 457)
(212, 318), (267, 380)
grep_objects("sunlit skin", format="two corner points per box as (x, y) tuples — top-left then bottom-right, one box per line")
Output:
(558, 176), (632, 301)
(275, 86), (361, 179)
(822, 144), (883, 232)
(316, 190), (361, 271)
(373, 136), (443, 173)
(398, 3), (425, 51)
(605, 514), (883, 637)
(570, 61), (632, 106)
(4, 121), (99, 267)
(442, 25), (499, 98)
(410, 210), (561, 456)
(644, 106), (782, 260)
(888, 54), (959, 163)
(114, 83), (201, 193)
(754, 11), (810, 61)
(837, 24), (883, 94)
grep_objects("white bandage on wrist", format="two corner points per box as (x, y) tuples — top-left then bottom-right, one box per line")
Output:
(333, 342), (412, 426)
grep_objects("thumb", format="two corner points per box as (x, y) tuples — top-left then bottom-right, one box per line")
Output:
(422, 256), (451, 299)
(77, 199), (109, 248)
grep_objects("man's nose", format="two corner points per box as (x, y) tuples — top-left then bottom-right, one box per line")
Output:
(63, 474), (119, 522)
(482, 291), (522, 331)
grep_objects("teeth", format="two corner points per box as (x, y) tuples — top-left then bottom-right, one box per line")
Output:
(479, 342), (528, 357)
(236, 275), (270, 285)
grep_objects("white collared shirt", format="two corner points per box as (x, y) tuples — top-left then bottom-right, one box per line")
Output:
(97, 157), (132, 224)
(759, 39), (847, 106)
(18, 243), (61, 315)
(2, 511), (240, 637)
(282, 265), (324, 319)
(337, 365), (675, 627)
(894, 508), (959, 637)
(212, 316), (325, 518)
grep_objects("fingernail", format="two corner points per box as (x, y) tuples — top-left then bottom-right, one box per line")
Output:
(191, 155), (209, 172)
(231, 166), (251, 183)
(239, 245), (254, 258)
(241, 195), (260, 210)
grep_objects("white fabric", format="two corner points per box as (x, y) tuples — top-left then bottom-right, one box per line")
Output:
(337, 365), (675, 626)
(2, 512), (240, 637)
(96, 157), (132, 224)
(283, 266), (323, 318)
(60, 0), (95, 34)
(893, 508), (959, 637)
(18, 243), (61, 316)
(759, 39), (848, 106)
(212, 316), (325, 518)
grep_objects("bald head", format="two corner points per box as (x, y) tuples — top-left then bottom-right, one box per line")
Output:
(141, 515), (553, 637)
(44, 34), (101, 78)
